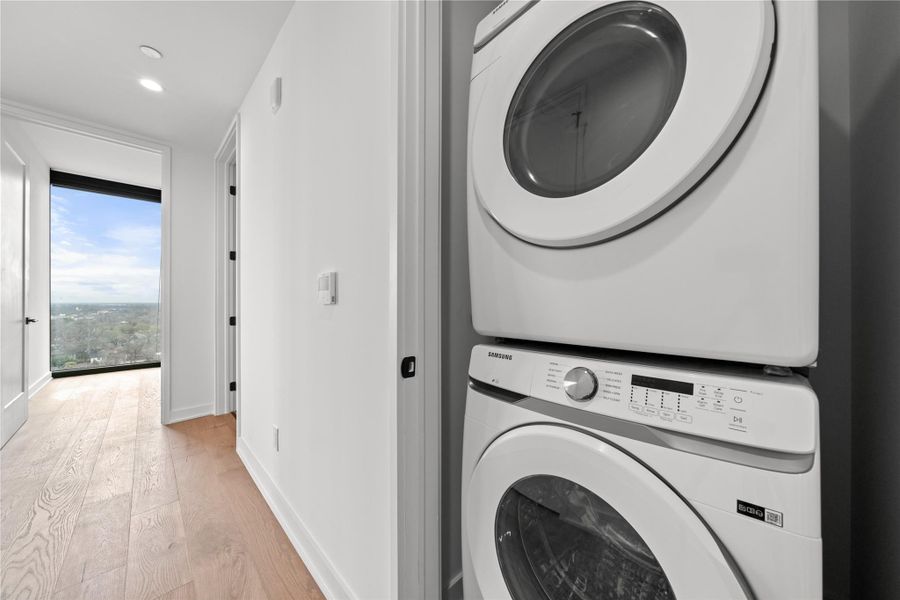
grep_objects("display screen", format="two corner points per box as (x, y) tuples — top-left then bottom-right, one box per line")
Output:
(631, 374), (694, 395)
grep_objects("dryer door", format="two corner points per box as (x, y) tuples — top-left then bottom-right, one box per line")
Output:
(466, 425), (750, 599)
(470, 0), (775, 247)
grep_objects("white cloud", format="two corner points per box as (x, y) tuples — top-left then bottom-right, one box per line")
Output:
(105, 225), (160, 248)
(50, 196), (160, 303)
(52, 256), (159, 303)
(51, 245), (89, 265)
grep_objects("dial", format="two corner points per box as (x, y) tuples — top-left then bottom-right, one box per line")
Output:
(563, 367), (598, 402)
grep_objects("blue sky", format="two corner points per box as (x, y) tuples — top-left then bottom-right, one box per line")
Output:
(51, 186), (161, 303)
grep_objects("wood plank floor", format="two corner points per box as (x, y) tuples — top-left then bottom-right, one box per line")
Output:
(1, 369), (324, 600)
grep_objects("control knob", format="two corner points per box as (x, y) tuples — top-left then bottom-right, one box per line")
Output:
(563, 367), (598, 402)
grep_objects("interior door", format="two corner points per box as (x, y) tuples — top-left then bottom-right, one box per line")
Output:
(470, 0), (775, 246)
(1, 141), (29, 447)
(466, 425), (750, 599)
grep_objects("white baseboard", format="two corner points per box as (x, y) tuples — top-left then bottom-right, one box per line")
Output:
(28, 371), (52, 396)
(166, 403), (212, 424)
(236, 438), (355, 600)
(446, 571), (463, 600)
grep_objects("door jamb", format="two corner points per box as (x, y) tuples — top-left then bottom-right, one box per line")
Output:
(0, 101), (174, 424)
(214, 117), (239, 417)
(396, 1), (443, 598)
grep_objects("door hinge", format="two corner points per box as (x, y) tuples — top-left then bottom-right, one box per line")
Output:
(229, 185), (236, 196)
(229, 381), (237, 392)
(229, 251), (236, 261)
(400, 356), (416, 379)
(229, 316), (236, 326)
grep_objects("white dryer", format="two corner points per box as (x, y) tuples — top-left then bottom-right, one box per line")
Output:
(467, 1), (818, 366)
(462, 344), (821, 599)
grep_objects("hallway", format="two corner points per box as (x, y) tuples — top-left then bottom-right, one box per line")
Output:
(0, 369), (324, 600)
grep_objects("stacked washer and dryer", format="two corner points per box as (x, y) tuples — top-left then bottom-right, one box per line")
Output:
(461, 1), (821, 599)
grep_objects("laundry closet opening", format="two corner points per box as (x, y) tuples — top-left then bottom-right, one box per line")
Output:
(49, 170), (162, 377)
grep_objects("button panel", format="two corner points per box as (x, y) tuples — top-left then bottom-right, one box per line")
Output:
(469, 344), (815, 454)
(629, 378), (758, 436)
(600, 368), (625, 403)
(532, 360), (764, 443)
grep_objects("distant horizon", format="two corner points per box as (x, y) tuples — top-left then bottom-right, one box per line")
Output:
(52, 302), (159, 306)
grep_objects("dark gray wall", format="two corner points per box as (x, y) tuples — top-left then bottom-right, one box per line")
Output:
(440, 1), (495, 597)
(849, 2), (900, 598)
(813, 3), (853, 599)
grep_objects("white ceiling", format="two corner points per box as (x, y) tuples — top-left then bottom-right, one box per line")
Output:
(1, 1), (294, 151)
(19, 121), (162, 189)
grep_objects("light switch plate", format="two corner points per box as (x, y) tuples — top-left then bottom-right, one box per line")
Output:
(271, 77), (282, 114)
(318, 271), (336, 305)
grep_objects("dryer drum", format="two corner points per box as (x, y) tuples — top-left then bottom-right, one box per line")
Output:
(495, 474), (675, 600)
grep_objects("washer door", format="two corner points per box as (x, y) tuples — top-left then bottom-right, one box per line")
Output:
(470, 0), (775, 247)
(466, 425), (750, 599)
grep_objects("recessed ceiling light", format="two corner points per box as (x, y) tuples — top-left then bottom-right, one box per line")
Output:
(139, 45), (163, 59)
(139, 78), (163, 92)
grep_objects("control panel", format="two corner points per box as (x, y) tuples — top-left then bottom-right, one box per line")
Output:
(470, 345), (817, 455)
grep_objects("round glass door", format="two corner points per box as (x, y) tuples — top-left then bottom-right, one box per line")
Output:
(505, 2), (687, 198)
(469, 1), (775, 246)
(465, 425), (749, 599)
(496, 475), (674, 599)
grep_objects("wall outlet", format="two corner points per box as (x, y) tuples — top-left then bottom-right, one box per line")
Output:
(273, 425), (280, 452)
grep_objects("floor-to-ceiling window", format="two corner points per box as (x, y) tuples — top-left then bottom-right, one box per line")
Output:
(50, 171), (161, 374)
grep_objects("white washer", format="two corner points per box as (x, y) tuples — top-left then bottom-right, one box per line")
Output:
(467, 1), (818, 366)
(462, 344), (821, 599)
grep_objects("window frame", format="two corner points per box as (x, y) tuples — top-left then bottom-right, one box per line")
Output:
(50, 170), (161, 204)
(49, 170), (162, 377)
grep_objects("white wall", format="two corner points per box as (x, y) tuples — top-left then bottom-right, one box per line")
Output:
(17, 121), (162, 190)
(168, 144), (216, 422)
(236, 2), (397, 598)
(1, 110), (217, 424)
(1, 116), (51, 394)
